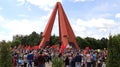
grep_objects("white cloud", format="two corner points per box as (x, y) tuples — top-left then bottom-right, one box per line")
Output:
(0, 4), (59, 41)
(3, 19), (43, 34)
(115, 13), (120, 18)
(76, 18), (116, 28)
(26, 0), (62, 11)
(72, 18), (118, 39)
(0, 16), (4, 22)
(0, 31), (11, 41)
(0, 18), (47, 41)
(0, 16), (11, 41)
(0, 16), (119, 41)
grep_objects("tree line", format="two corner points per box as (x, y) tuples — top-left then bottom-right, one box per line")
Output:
(7, 31), (108, 49)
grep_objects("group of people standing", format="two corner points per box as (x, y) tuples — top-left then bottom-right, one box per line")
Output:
(63, 49), (107, 67)
(11, 46), (107, 67)
(12, 48), (52, 67)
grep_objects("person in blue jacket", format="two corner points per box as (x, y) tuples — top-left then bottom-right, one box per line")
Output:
(27, 51), (34, 67)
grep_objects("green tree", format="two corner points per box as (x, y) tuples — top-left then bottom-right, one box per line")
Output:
(76, 36), (90, 49)
(27, 31), (41, 46)
(0, 41), (12, 67)
(49, 34), (59, 46)
(7, 41), (12, 47)
(10, 31), (109, 49)
(11, 40), (21, 47)
(21, 35), (29, 46)
(107, 34), (120, 67)
(100, 37), (108, 49)
(85, 37), (98, 49)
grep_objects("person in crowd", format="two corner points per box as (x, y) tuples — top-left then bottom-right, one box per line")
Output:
(64, 54), (69, 67)
(23, 53), (28, 67)
(17, 57), (24, 67)
(86, 51), (92, 67)
(34, 51), (39, 67)
(91, 51), (97, 67)
(27, 51), (34, 67)
(12, 52), (18, 67)
(37, 52), (45, 67)
(75, 52), (82, 67)
(80, 50), (85, 67)
(69, 53), (76, 67)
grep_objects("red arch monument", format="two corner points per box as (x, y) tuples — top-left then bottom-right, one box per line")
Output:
(39, 2), (80, 50)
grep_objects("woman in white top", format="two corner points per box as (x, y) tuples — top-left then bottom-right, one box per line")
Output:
(86, 51), (91, 67)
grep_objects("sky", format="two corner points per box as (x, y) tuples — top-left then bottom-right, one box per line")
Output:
(0, 0), (120, 41)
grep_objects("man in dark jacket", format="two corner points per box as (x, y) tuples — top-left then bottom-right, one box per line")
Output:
(37, 52), (45, 67)
(75, 53), (82, 67)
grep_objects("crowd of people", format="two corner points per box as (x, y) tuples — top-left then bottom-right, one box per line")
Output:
(11, 46), (107, 67)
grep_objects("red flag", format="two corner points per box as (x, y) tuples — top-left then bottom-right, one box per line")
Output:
(59, 44), (66, 53)
(34, 45), (39, 50)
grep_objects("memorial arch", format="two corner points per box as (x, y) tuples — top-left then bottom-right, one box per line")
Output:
(39, 2), (80, 50)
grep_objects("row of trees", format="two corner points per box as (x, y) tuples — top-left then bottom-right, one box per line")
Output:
(8, 31), (108, 49)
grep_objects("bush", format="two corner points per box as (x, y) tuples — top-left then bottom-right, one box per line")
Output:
(107, 35), (120, 67)
(52, 56), (64, 67)
(0, 41), (12, 67)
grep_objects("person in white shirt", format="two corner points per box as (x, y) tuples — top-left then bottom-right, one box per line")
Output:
(86, 51), (91, 67)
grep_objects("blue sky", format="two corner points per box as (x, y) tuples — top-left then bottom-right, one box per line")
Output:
(0, 0), (120, 41)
